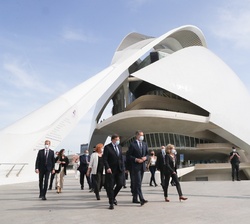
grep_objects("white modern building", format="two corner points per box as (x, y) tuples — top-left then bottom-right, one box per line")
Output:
(1, 25), (250, 185)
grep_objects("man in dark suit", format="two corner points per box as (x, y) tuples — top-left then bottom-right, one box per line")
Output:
(156, 146), (166, 190)
(103, 134), (124, 210)
(229, 146), (241, 181)
(35, 140), (55, 200)
(78, 150), (91, 190)
(127, 130), (148, 206)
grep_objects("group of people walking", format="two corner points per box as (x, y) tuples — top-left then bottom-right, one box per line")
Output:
(35, 131), (189, 207)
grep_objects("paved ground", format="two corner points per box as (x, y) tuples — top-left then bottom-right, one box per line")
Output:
(0, 171), (250, 224)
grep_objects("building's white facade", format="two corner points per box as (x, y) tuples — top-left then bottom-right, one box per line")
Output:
(1, 25), (250, 185)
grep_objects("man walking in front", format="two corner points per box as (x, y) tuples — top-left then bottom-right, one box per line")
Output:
(127, 130), (148, 206)
(35, 140), (55, 200)
(103, 134), (124, 210)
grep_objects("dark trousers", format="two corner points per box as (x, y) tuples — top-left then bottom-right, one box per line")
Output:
(149, 166), (157, 185)
(231, 163), (240, 180)
(131, 169), (144, 202)
(80, 171), (91, 189)
(92, 173), (102, 199)
(164, 173), (183, 198)
(159, 170), (165, 190)
(105, 172), (123, 205)
(39, 169), (51, 197)
(49, 172), (55, 189)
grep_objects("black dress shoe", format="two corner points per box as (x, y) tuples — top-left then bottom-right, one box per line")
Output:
(42, 196), (47, 200)
(39, 195), (42, 198)
(48, 187), (52, 190)
(113, 199), (117, 205)
(81, 186), (84, 190)
(109, 204), (114, 210)
(89, 189), (94, 192)
(140, 199), (148, 206)
(132, 200), (140, 204)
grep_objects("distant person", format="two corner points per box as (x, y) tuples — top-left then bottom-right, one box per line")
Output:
(229, 146), (241, 181)
(127, 130), (148, 206)
(78, 150), (91, 190)
(147, 150), (158, 187)
(156, 146), (166, 191)
(103, 134), (124, 210)
(72, 153), (79, 179)
(48, 151), (59, 190)
(86, 143), (104, 200)
(164, 144), (187, 202)
(55, 149), (69, 193)
(35, 140), (55, 200)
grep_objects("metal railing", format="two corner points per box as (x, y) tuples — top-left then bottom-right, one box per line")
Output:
(0, 163), (28, 177)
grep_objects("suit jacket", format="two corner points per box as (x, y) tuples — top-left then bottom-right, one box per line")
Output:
(127, 140), (148, 172)
(164, 154), (177, 174)
(103, 142), (124, 174)
(156, 151), (166, 172)
(78, 154), (90, 172)
(35, 149), (55, 172)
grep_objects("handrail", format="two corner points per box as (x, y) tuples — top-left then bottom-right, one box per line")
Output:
(0, 163), (28, 177)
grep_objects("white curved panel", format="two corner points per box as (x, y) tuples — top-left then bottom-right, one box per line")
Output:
(132, 46), (250, 148)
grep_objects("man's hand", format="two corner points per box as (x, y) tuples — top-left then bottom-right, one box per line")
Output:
(52, 169), (55, 174)
(107, 168), (112, 174)
(141, 156), (147, 161)
(35, 169), (39, 174)
(135, 158), (143, 163)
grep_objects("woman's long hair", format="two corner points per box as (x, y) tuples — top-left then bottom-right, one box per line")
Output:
(58, 149), (65, 158)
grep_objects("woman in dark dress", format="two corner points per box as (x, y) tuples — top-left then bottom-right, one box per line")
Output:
(164, 144), (188, 202)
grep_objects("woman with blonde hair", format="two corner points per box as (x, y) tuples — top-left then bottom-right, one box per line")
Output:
(87, 143), (104, 200)
(164, 144), (187, 202)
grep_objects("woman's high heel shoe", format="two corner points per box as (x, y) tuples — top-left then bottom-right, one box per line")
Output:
(179, 196), (188, 202)
(165, 197), (170, 202)
(57, 187), (60, 194)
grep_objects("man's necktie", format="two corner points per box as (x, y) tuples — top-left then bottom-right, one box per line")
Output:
(139, 142), (143, 155)
(115, 145), (119, 156)
(162, 152), (166, 164)
(45, 150), (48, 165)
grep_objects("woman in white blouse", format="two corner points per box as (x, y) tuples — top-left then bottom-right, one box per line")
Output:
(86, 143), (104, 200)
(147, 150), (158, 186)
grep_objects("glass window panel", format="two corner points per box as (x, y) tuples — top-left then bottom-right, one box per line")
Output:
(180, 135), (185, 147)
(174, 134), (180, 147)
(145, 134), (151, 148)
(169, 133), (175, 145)
(159, 133), (165, 146)
(185, 136), (190, 147)
(190, 137), (195, 147)
(164, 133), (170, 145)
(155, 133), (160, 148)
(195, 138), (199, 146)
(150, 133), (156, 147)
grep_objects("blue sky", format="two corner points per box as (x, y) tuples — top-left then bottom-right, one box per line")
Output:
(1, 0), (250, 154)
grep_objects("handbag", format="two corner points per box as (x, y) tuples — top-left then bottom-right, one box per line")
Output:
(54, 163), (60, 171)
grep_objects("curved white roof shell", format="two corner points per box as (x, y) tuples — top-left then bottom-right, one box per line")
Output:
(1, 25), (250, 184)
